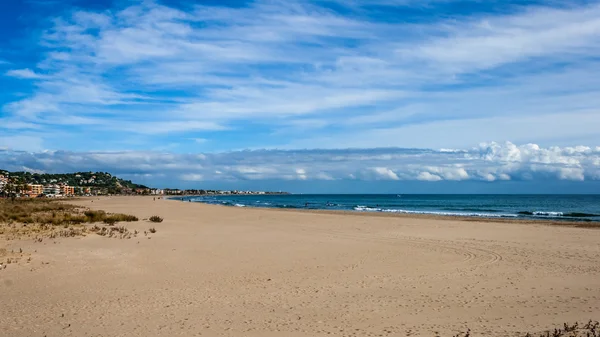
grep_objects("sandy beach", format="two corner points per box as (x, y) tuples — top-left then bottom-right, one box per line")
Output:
(1, 196), (599, 337)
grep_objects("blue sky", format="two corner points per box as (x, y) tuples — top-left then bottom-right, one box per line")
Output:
(1, 0), (600, 192)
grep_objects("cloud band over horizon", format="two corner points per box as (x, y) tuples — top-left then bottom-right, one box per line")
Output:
(2, 142), (599, 190)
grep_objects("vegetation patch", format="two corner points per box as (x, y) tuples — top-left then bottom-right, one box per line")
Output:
(148, 215), (163, 223)
(84, 210), (138, 224)
(0, 199), (139, 240)
(89, 224), (138, 239)
(448, 321), (598, 337)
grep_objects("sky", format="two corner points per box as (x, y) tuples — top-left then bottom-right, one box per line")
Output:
(1, 0), (600, 193)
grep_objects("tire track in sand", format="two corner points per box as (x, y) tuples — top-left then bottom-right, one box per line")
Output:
(270, 223), (504, 270)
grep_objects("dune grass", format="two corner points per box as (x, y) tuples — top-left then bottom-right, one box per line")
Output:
(0, 198), (77, 224)
(0, 198), (139, 240)
(83, 210), (138, 224)
(0, 199), (138, 225)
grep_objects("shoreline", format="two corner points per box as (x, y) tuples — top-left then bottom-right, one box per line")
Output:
(166, 197), (600, 228)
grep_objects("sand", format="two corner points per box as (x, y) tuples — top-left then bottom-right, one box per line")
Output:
(1, 196), (599, 337)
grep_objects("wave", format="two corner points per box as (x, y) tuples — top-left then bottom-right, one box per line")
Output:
(354, 206), (380, 212)
(441, 208), (502, 213)
(518, 211), (598, 218)
(184, 198), (599, 221)
(273, 204), (300, 209)
(353, 206), (518, 218)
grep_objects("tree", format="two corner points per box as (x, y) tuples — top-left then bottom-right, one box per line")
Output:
(3, 180), (18, 201)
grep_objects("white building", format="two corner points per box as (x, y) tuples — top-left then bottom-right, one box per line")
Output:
(43, 185), (61, 196)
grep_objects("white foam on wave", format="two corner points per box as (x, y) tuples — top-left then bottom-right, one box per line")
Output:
(234, 203), (246, 207)
(354, 206), (380, 212)
(532, 211), (563, 217)
(353, 206), (518, 218)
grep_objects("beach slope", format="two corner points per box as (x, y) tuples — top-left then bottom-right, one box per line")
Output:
(1, 196), (599, 336)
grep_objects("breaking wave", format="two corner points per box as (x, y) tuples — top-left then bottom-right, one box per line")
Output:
(353, 206), (518, 218)
(518, 211), (599, 218)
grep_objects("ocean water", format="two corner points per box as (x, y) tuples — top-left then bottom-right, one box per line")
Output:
(180, 194), (600, 222)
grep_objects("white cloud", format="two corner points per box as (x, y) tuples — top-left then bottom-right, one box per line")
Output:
(6, 68), (46, 79)
(2, 0), (600, 150)
(498, 173), (511, 181)
(116, 121), (226, 134)
(424, 166), (470, 181)
(417, 172), (442, 182)
(284, 110), (600, 149)
(1, 142), (598, 183)
(371, 167), (400, 180)
(401, 4), (600, 74)
(557, 168), (585, 181)
(480, 173), (496, 182)
(477, 141), (594, 166)
(296, 168), (308, 180)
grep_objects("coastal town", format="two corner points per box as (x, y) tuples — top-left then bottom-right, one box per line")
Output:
(0, 171), (287, 198)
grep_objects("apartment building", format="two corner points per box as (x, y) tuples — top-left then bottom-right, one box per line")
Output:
(27, 184), (44, 197)
(43, 185), (61, 196)
(61, 185), (75, 196)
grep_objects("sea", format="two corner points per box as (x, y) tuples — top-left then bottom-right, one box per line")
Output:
(180, 194), (600, 222)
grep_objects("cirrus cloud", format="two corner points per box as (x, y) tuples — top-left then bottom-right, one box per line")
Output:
(1, 1), (600, 152)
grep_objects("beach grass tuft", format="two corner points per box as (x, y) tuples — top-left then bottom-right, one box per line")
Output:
(149, 215), (163, 223)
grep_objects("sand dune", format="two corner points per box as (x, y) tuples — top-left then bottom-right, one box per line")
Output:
(1, 196), (599, 336)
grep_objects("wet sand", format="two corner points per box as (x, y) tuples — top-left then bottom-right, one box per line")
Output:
(1, 196), (599, 336)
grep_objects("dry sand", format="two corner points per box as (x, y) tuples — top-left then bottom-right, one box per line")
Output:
(1, 196), (599, 337)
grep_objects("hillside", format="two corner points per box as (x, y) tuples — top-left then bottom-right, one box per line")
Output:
(0, 170), (148, 190)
